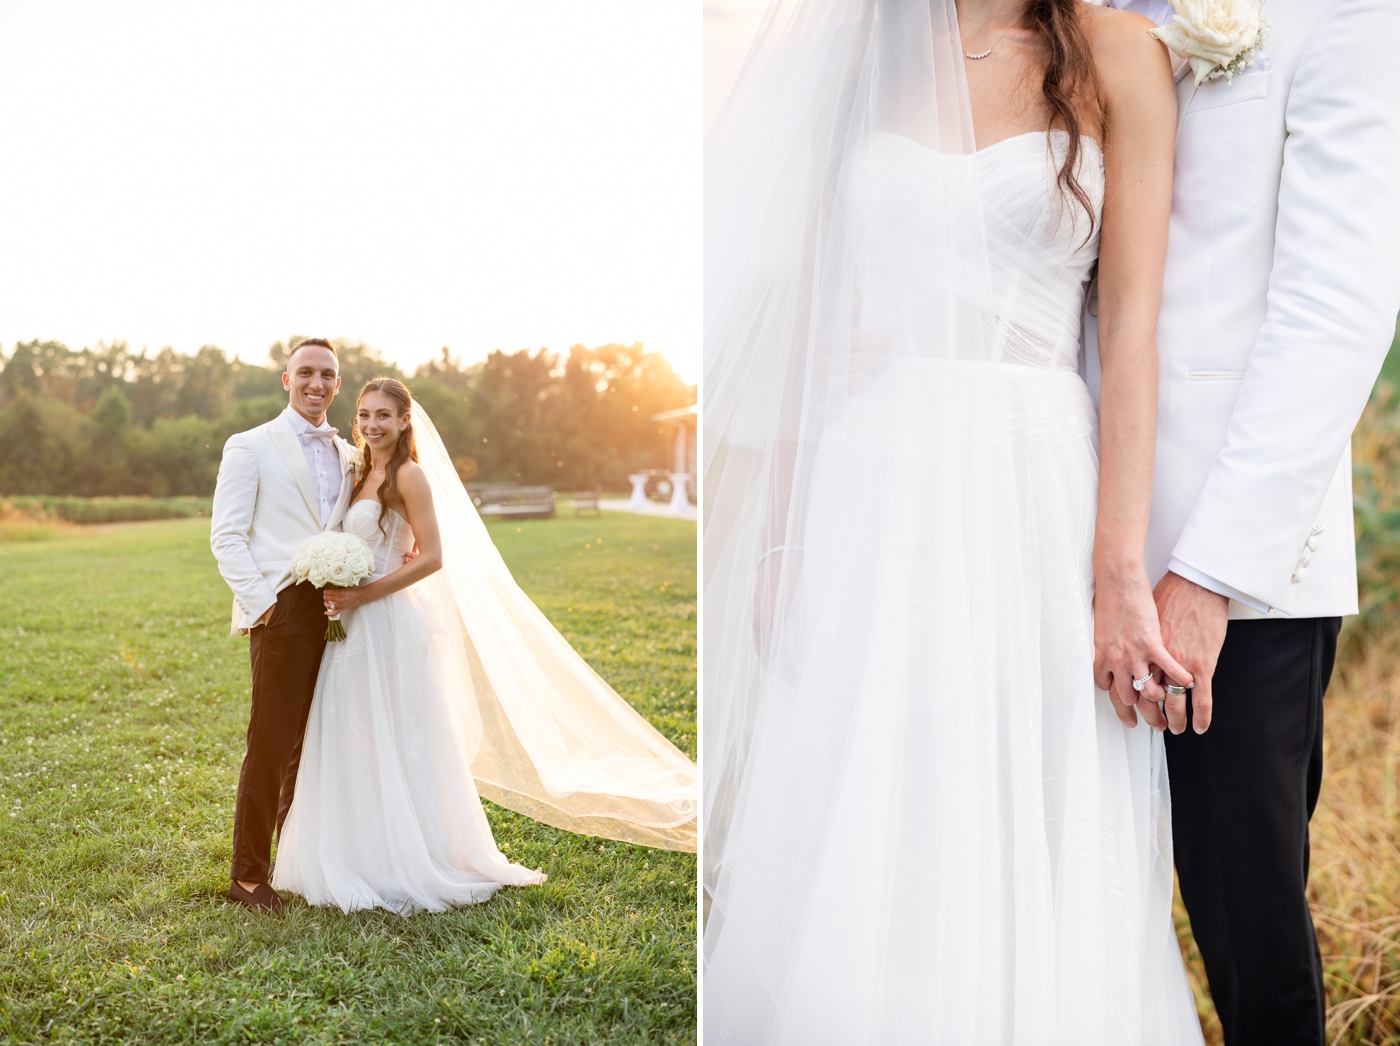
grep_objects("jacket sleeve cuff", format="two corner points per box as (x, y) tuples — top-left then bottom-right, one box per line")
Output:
(241, 588), (278, 629)
(1166, 558), (1271, 615)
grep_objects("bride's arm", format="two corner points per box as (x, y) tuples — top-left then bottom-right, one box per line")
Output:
(322, 463), (443, 613)
(1085, 7), (1188, 729)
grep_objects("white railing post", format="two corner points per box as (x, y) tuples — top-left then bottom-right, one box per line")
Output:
(668, 473), (691, 514)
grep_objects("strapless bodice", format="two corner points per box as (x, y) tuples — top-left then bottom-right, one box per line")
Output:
(344, 500), (415, 580)
(847, 129), (1105, 370)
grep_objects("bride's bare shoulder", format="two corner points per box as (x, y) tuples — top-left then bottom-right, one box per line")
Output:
(1082, 5), (1175, 121)
(395, 460), (433, 500)
(1080, 2), (1160, 45)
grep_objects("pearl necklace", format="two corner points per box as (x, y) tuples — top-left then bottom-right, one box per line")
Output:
(965, 47), (993, 59)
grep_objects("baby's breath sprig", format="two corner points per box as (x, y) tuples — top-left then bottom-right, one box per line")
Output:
(1205, 17), (1270, 84)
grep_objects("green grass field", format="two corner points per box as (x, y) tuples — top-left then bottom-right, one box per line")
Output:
(0, 512), (696, 1045)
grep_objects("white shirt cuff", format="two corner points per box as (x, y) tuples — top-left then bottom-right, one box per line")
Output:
(1166, 558), (1271, 615)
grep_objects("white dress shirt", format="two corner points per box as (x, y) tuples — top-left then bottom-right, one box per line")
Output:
(285, 407), (341, 529)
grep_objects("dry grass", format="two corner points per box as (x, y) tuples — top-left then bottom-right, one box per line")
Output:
(1178, 389), (1400, 1044)
(1311, 633), (1400, 1044)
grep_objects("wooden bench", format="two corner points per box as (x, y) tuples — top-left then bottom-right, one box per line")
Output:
(467, 484), (557, 520)
(573, 489), (603, 517)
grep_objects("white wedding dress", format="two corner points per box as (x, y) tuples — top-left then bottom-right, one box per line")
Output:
(703, 132), (1205, 1043)
(272, 499), (545, 913)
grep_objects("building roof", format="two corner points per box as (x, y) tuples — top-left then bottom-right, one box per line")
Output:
(651, 404), (697, 423)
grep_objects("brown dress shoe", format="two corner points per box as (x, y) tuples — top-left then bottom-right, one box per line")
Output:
(228, 881), (287, 913)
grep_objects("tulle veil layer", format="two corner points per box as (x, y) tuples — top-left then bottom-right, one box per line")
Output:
(412, 405), (696, 852)
(703, 0), (995, 919)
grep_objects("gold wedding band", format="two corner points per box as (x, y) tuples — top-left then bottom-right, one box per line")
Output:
(1164, 684), (1187, 696)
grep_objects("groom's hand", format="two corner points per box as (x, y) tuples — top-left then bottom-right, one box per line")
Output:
(260, 605), (276, 628)
(1151, 571), (1229, 734)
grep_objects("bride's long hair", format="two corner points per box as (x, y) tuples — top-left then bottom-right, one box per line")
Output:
(1026, 0), (1104, 235)
(351, 377), (418, 536)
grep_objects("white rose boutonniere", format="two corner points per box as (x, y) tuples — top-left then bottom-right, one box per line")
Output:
(349, 443), (366, 481)
(1149, 0), (1270, 87)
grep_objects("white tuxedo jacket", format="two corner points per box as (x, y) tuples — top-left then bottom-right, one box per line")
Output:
(1089, 0), (1400, 618)
(210, 409), (357, 635)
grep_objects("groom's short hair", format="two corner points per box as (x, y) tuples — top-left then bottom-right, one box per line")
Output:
(286, 338), (338, 370)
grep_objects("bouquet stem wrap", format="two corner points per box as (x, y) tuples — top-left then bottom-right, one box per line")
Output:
(323, 587), (347, 642)
(290, 532), (374, 643)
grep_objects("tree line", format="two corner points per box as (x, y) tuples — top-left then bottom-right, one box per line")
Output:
(0, 338), (694, 497)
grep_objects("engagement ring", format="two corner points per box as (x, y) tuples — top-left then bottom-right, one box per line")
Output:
(1132, 672), (1154, 692)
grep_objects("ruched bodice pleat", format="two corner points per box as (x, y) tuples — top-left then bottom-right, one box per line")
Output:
(344, 500), (416, 581)
(849, 130), (1104, 370)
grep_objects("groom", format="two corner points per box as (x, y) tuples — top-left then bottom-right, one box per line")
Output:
(210, 338), (356, 912)
(1093, 0), (1400, 1040)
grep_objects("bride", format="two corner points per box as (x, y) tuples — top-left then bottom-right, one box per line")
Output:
(273, 377), (695, 914)
(703, 0), (1203, 1040)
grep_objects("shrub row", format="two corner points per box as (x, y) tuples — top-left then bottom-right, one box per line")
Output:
(2, 496), (211, 524)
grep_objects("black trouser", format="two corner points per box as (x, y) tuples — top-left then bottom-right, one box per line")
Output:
(1165, 616), (1340, 1046)
(231, 582), (327, 884)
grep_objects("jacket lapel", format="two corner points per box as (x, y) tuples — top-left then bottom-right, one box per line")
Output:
(1175, 64), (1198, 141)
(327, 437), (359, 530)
(268, 414), (322, 527)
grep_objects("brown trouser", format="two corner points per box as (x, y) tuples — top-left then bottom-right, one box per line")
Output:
(230, 582), (326, 884)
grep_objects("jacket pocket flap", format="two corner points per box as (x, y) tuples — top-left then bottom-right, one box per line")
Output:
(1187, 69), (1270, 114)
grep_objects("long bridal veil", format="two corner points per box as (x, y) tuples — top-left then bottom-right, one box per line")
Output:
(704, 0), (998, 916)
(410, 405), (696, 852)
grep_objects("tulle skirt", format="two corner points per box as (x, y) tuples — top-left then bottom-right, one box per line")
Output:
(273, 582), (545, 914)
(703, 360), (1203, 1044)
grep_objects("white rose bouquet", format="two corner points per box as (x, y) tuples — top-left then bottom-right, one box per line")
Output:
(291, 531), (375, 641)
(1150, 0), (1269, 87)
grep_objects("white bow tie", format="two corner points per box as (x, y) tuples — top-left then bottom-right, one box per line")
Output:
(300, 427), (338, 444)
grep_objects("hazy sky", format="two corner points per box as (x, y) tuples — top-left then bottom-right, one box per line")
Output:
(0, 3), (702, 381)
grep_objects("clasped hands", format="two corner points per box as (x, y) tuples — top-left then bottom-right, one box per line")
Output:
(1094, 569), (1229, 735)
